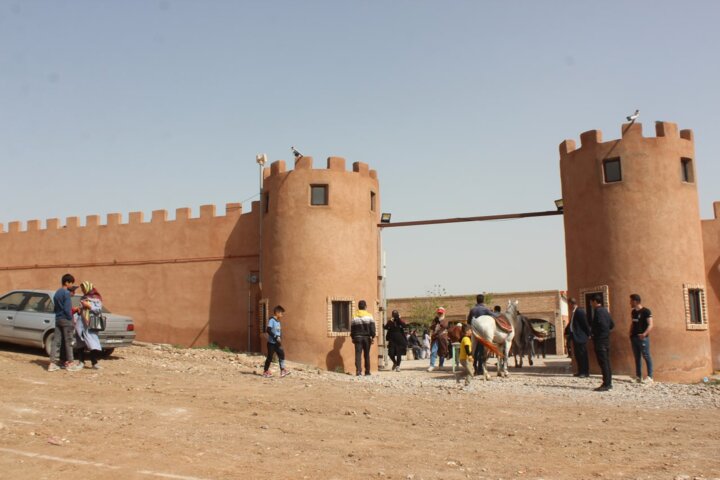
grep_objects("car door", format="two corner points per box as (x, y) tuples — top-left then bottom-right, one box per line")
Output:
(12, 293), (55, 344)
(0, 292), (30, 341)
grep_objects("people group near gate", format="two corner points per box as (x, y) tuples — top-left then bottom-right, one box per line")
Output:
(46, 275), (656, 390)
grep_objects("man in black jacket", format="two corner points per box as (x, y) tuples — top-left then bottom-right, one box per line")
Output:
(590, 295), (614, 391)
(569, 298), (591, 377)
(351, 300), (376, 376)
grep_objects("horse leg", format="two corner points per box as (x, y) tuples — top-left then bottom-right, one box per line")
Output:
(501, 340), (511, 377)
(482, 353), (490, 381)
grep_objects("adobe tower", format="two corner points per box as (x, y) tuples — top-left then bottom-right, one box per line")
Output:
(559, 122), (712, 382)
(260, 156), (380, 372)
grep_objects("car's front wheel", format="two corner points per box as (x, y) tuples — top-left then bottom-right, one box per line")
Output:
(44, 331), (54, 357)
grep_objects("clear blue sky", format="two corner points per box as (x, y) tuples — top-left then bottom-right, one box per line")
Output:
(2, 1), (719, 298)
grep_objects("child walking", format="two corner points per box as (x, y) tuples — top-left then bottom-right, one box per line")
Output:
(455, 324), (473, 386)
(263, 305), (291, 378)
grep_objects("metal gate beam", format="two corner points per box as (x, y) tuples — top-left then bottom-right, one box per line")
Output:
(377, 209), (563, 229)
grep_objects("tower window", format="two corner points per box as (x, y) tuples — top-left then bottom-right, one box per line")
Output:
(681, 158), (694, 183)
(579, 285), (610, 323)
(603, 158), (622, 183)
(370, 191), (376, 212)
(264, 192), (269, 213)
(258, 298), (269, 335)
(331, 300), (351, 332)
(327, 297), (354, 336)
(684, 285), (707, 330)
(310, 185), (328, 206)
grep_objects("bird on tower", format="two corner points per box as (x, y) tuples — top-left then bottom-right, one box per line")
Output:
(291, 146), (304, 162)
(626, 109), (640, 122)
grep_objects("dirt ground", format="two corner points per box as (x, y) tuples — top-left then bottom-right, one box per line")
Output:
(0, 343), (718, 480)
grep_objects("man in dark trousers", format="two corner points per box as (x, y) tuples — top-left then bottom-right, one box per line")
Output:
(351, 300), (376, 376)
(568, 298), (591, 377)
(590, 295), (614, 391)
(49, 273), (82, 372)
(629, 293), (654, 383)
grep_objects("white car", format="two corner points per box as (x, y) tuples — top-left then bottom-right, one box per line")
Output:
(0, 289), (136, 356)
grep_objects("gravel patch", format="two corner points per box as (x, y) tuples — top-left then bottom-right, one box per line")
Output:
(130, 343), (720, 410)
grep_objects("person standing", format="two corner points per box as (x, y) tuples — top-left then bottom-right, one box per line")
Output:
(75, 281), (104, 369)
(568, 298), (591, 378)
(351, 300), (375, 376)
(590, 295), (614, 391)
(407, 330), (422, 360)
(467, 295), (494, 376)
(421, 329), (431, 359)
(263, 305), (291, 378)
(427, 308), (448, 372)
(629, 293), (654, 383)
(49, 273), (82, 372)
(384, 310), (408, 371)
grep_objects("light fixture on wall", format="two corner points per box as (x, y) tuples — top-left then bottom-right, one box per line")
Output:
(554, 199), (564, 212)
(380, 213), (392, 224)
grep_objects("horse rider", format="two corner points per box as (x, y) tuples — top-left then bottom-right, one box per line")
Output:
(467, 294), (497, 375)
(467, 293), (496, 323)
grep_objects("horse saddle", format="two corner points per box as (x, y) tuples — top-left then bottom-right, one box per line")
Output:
(494, 314), (513, 333)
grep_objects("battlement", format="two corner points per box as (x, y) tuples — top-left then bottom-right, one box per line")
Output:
(262, 156), (378, 181)
(0, 200), (257, 235)
(560, 121), (694, 156)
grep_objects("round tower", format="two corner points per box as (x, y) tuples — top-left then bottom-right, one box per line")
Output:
(260, 156), (380, 372)
(559, 122), (712, 382)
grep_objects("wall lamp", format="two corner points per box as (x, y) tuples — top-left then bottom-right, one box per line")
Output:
(554, 199), (564, 212)
(380, 213), (392, 224)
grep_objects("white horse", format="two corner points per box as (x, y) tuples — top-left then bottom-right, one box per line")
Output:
(469, 300), (523, 380)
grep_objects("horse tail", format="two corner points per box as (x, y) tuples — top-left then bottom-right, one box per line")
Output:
(472, 331), (504, 358)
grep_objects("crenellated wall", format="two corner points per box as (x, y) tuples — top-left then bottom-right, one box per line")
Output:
(0, 202), (261, 350)
(0, 154), (380, 373)
(702, 201), (720, 370)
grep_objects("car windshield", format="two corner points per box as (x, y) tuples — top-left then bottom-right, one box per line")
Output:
(71, 295), (111, 314)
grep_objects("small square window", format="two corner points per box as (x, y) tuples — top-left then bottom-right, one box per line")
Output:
(370, 191), (376, 212)
(310, 185), (328, 206)
(603, 158), (622, 183)
(681, 158), (694, 183)
(332, 301), (351, 332)
(580, 285), (610, 323)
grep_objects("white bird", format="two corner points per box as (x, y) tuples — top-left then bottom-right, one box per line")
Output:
(291, 146), (303, 160)
(626, 109), (639, 122)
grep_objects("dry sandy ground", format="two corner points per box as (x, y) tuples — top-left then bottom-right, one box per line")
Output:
(0, 343), (719, 480)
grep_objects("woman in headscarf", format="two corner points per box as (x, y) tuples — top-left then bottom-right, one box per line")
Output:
(74, 281), (104, 369)
(384, 310), (407, 371)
